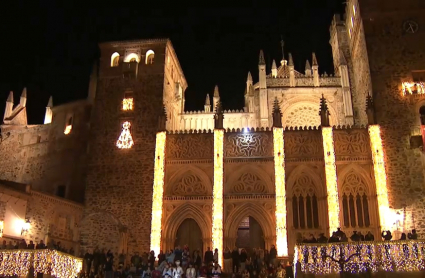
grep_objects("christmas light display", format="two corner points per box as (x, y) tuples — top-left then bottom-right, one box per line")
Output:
(402, 82), (425, 95)
(116, 121), (134, 149)
(150, 131), (166, 256)
(273, 127), (288, 256)
(0, 249), (82, 278)
(64, 125), (72, 135)
(213, 129), (224, 266)
(294, 240), (425, 275)
(321, 127), (340, 235)
(368, 125), (390, 230)
(122, 98), (134, 111)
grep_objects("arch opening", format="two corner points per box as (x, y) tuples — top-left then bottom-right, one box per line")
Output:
(146, 50), (155, 64)
(235, 216), (265, 252)
(174, 218), (203, 253)
(111, 52), (120, 67)
(124, 53), (140, 63)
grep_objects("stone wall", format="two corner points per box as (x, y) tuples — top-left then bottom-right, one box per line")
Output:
(359, 0), (425, 233)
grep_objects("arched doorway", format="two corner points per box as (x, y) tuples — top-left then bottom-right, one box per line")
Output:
(235, 216), (265, 252)
(175, 218), (203, 253)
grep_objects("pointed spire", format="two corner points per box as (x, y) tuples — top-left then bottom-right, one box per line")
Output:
(214, 85), (219, 97)
(7, 91), (13, 103)
(366, 93), (375, 125)
(20, 87), (27, 107)
(288, 53), (294, 67)
(319, 94), (330, 126)
(247, 71), (252, 81)
(305, 60), (311, 71)
(214, 101), (224, 129)
(312, 52), (318, 66)
(47, 96), (53, 107)
(271, 60), (278, 78)
(205, 94), (211, 105)
(259, 50), (265, 65)
(272, 98), (282, 128)
(272, 60), (277, 70)
(21, 87), (27, 98)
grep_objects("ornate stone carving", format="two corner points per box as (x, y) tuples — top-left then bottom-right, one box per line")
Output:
(292, 175), (317, 196)
(166, 134), (213, 160)
(231, 173), (268, 194)
(170, 174), (209, 196)
(319, 77), (341, 87)
(334, 129), (370, 158)
(285, 131), (323, 159)
(224, 133), (273, 158)
(283, 104), (321, 127)
(341, 172), (368, 196)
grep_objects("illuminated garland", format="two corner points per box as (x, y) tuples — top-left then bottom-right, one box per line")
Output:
(321, 127), (340, 235)
(0, 249), (82, 278)
(402, 82), (425, 95)
(213, 129), (224, 266)
(150, 131), (167, 256)
(294, 241), (425, 275)
(368, 125), (390, 230)
(273, 127), (288, 256)
(116, 121), (134, 149)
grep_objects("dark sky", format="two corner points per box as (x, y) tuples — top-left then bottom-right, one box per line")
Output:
(1, 1), (345, 124)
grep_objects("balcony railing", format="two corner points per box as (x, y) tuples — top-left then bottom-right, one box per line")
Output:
(294, 240), (425, 276)
(0, 249), (82, 278)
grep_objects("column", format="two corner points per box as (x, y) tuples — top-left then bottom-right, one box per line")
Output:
(150, 131), (166, 255)
(212, 129), (224, 266)
(321, 127), (341, 235)
(273, 127), (288, 256)
(368, 125), (390, 230)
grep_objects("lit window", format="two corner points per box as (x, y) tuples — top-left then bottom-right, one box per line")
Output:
(64, 116), (73, 135)
(124, 53), (139, 63)
(146, 50), (155, 65)
(116, 121), (134, 149)
(111, 52), (120, 67)
(122, 98), (134, 110)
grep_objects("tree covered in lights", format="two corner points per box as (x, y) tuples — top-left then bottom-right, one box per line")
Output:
(116, 121), (134, 149)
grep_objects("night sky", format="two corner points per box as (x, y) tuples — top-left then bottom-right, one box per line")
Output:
(2, 1), (345, 124)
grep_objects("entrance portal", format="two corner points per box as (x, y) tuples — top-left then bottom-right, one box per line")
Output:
(236, 216), (265, 252)
(175, 218), (203, 253)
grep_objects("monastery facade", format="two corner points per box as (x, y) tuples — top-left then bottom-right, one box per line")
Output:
(0, 0), (424, 265)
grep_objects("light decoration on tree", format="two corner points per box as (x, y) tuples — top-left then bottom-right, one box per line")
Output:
(273, 127), (288, 256)
(321, 127), (340, 235)
(294, 240), (425, 275)
(402, 82), (425, 95)
(150, 131), (166, 256)
(0, 249), (82, 278)
(122, 98), (134, 110)
(212, 129), (224, 266)
(368, 125), (390, 230)
(116, 121), (134, 149)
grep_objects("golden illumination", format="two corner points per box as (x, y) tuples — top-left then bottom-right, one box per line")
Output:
(150, 131), (166, 256)
(321, 127), (340, 235)
(402, 82), (425, 95)
(0, 249), (82, 277)
(122, 98), (134, 111)
(0, 221), (3, 237)
(273, 127), (288, 256)
(116, 121), (134, 149)
(213, 129), (224, 266)
(368, 125), (390, 230)
(64, 125), (72, 135)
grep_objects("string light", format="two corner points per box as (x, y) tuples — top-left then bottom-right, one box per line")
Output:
(294, 240), (425, 275)
(273, 127), (288, 256)
(213, 129), (224, 266)
(122, 98), (134, 110)
(150, 131), (166, 256)
(321, 127), (340, 235)
(0, 249), (82, 278)
(368, 125), (390, 230)
(116, 121), (134, 149)
(402, 82), (425, 95)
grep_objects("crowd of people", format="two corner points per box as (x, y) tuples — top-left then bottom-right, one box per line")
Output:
(0, 238), (75, 255)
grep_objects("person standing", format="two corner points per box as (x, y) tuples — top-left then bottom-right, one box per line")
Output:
(204, 247), (214, 265)
(223, 247), (232, 273)
(269, 245), (277, 266)
(231, 247), (240, 273)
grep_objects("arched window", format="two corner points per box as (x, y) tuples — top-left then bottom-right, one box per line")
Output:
(146, 50), (155, 64)
(419, 106), (425, 125)
(341, 172), (370, 228)
(292, 175), (320, 229)
(124, 53), (139, 63)
(111, 52), (120, 67)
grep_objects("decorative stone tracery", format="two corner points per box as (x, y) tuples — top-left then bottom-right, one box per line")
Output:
(232, 173), (267, 194)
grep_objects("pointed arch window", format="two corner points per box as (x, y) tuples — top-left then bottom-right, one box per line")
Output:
(116, 121), (134, 149)
(292, 175), (320, 229)
(341, 172), (370, 228)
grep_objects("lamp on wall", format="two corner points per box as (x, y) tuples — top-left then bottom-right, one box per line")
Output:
(21, 219), (30, 235)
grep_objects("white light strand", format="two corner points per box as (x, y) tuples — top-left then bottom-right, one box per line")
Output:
(212, 129), (224, 266)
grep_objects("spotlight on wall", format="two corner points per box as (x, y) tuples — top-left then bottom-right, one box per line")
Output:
(21, 219), (30, 235)
(0, 221), (4, 238)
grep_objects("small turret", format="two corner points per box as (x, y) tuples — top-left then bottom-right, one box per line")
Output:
(305, 60), (312, 76)
(213, 85), (220, 112)
(20, 87), (27, 107)
(312, 53), (320, 87)
(272, 98), (282, 128)
(44, 96), (53, 124)
(158, 105), (167, 131)
(258, 50), (268, 127)
(271, 60), (277, 78)
(246, 71), (253, 90)
(204, 94), (211, 113)
(259, 50), (265, 65)
(3, 91), (14, 122)
(214, 101), (224, 129)
(366, 94), (375, 125)
(288, 53), (295, 87)
(319, 94), (330, 126)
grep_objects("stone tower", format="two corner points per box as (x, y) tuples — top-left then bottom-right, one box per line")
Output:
(81, 39), (187, 254)
(351, 0), (425, 232)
